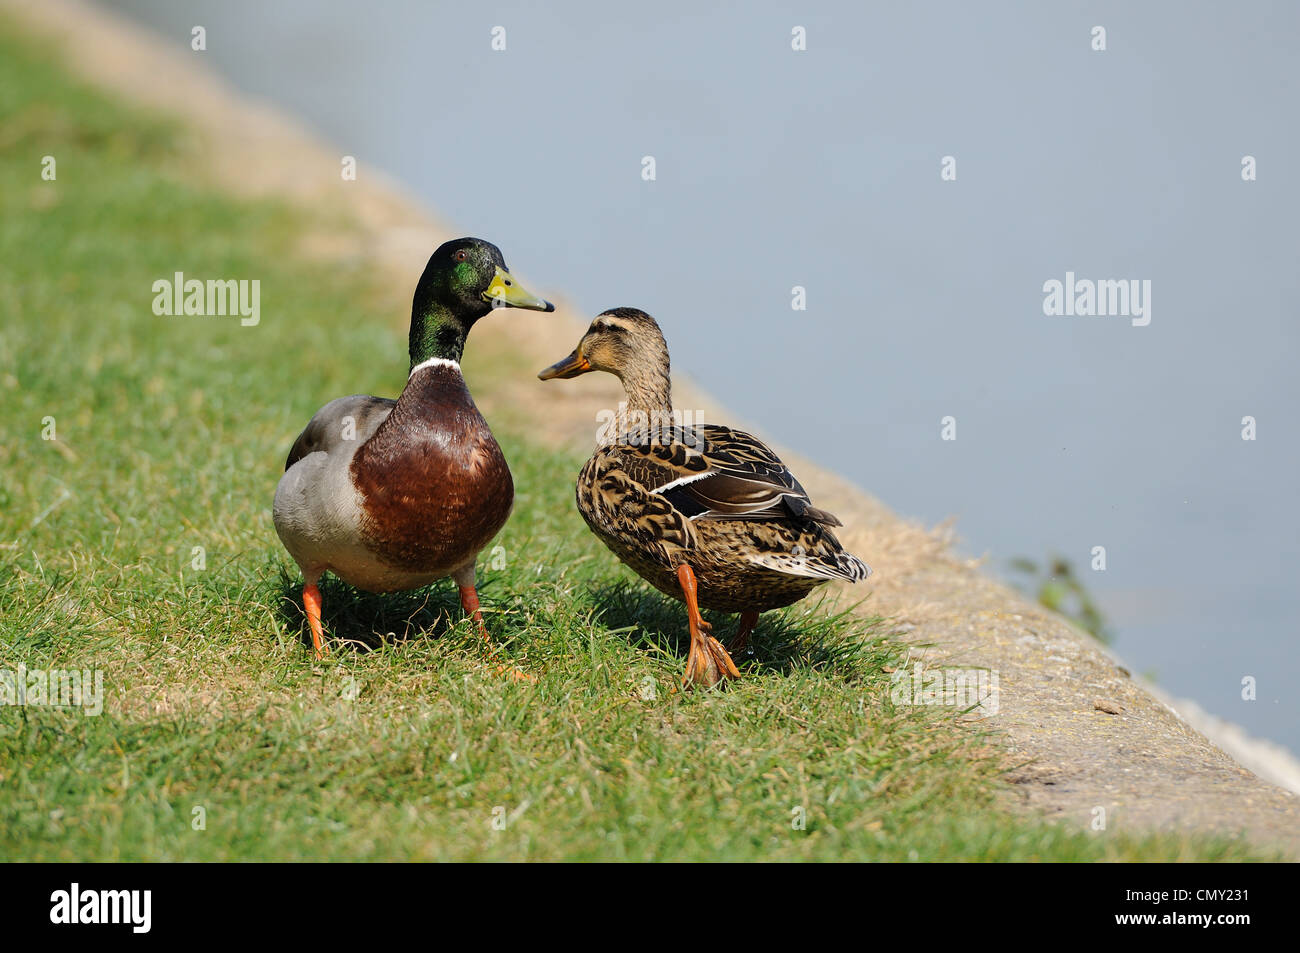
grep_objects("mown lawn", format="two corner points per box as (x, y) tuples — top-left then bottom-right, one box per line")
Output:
(0, 20), (1268, 861)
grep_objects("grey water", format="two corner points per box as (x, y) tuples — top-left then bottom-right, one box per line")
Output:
(101, 1), (1300, 754)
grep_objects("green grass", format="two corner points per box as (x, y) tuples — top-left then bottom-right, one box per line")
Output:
(0, 20), (1268, 861)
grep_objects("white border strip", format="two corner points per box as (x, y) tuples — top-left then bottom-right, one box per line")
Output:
(409, 356), (461, 378)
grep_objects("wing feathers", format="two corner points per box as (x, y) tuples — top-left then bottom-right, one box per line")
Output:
(604, 422), (868, 582)
(640, 425), (844, 527)
(284, 395), (396, 470)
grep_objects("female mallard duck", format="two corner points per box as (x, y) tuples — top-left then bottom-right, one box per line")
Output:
(538, 307), (871, 688)
(274, 237), (553, 663)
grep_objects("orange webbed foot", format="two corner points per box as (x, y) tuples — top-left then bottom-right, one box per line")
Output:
(676, 566), (740, 689)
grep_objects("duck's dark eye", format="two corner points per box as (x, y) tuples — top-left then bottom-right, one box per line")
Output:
(453, 249), (469, 262)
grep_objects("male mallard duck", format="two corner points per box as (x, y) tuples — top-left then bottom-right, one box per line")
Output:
(538, 307), (870, 687)
(274, 237), (553, 663)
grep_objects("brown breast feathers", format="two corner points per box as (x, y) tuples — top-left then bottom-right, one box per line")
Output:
(350, 363), (513, 574)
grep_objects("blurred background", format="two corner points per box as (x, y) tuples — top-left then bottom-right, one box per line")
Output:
(102, 0), (1300, 755)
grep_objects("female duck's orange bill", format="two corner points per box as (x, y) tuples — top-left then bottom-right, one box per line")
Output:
(537, 347), (592, 380)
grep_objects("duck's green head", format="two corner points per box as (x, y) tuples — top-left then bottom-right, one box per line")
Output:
(409, 237), (553, 367)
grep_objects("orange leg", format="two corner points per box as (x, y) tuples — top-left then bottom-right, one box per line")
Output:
(727, 610), (760, 657)
(458, 584), (489, 639)
(459, 583), (535, 683)
(676, 564), (740, 688)
(303, 583), (328, 660)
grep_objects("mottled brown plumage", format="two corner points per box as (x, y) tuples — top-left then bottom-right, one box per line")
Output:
(575, 426), (865, 612)
(539, 307), (871, 687)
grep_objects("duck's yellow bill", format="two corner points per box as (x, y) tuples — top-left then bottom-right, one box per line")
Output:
(538, 347), (592, 380)
(483, 267), (554, 311)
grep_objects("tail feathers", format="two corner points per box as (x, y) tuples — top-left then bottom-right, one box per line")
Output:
(837, 553), (872, 582)
(748, 549), (872, 583)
